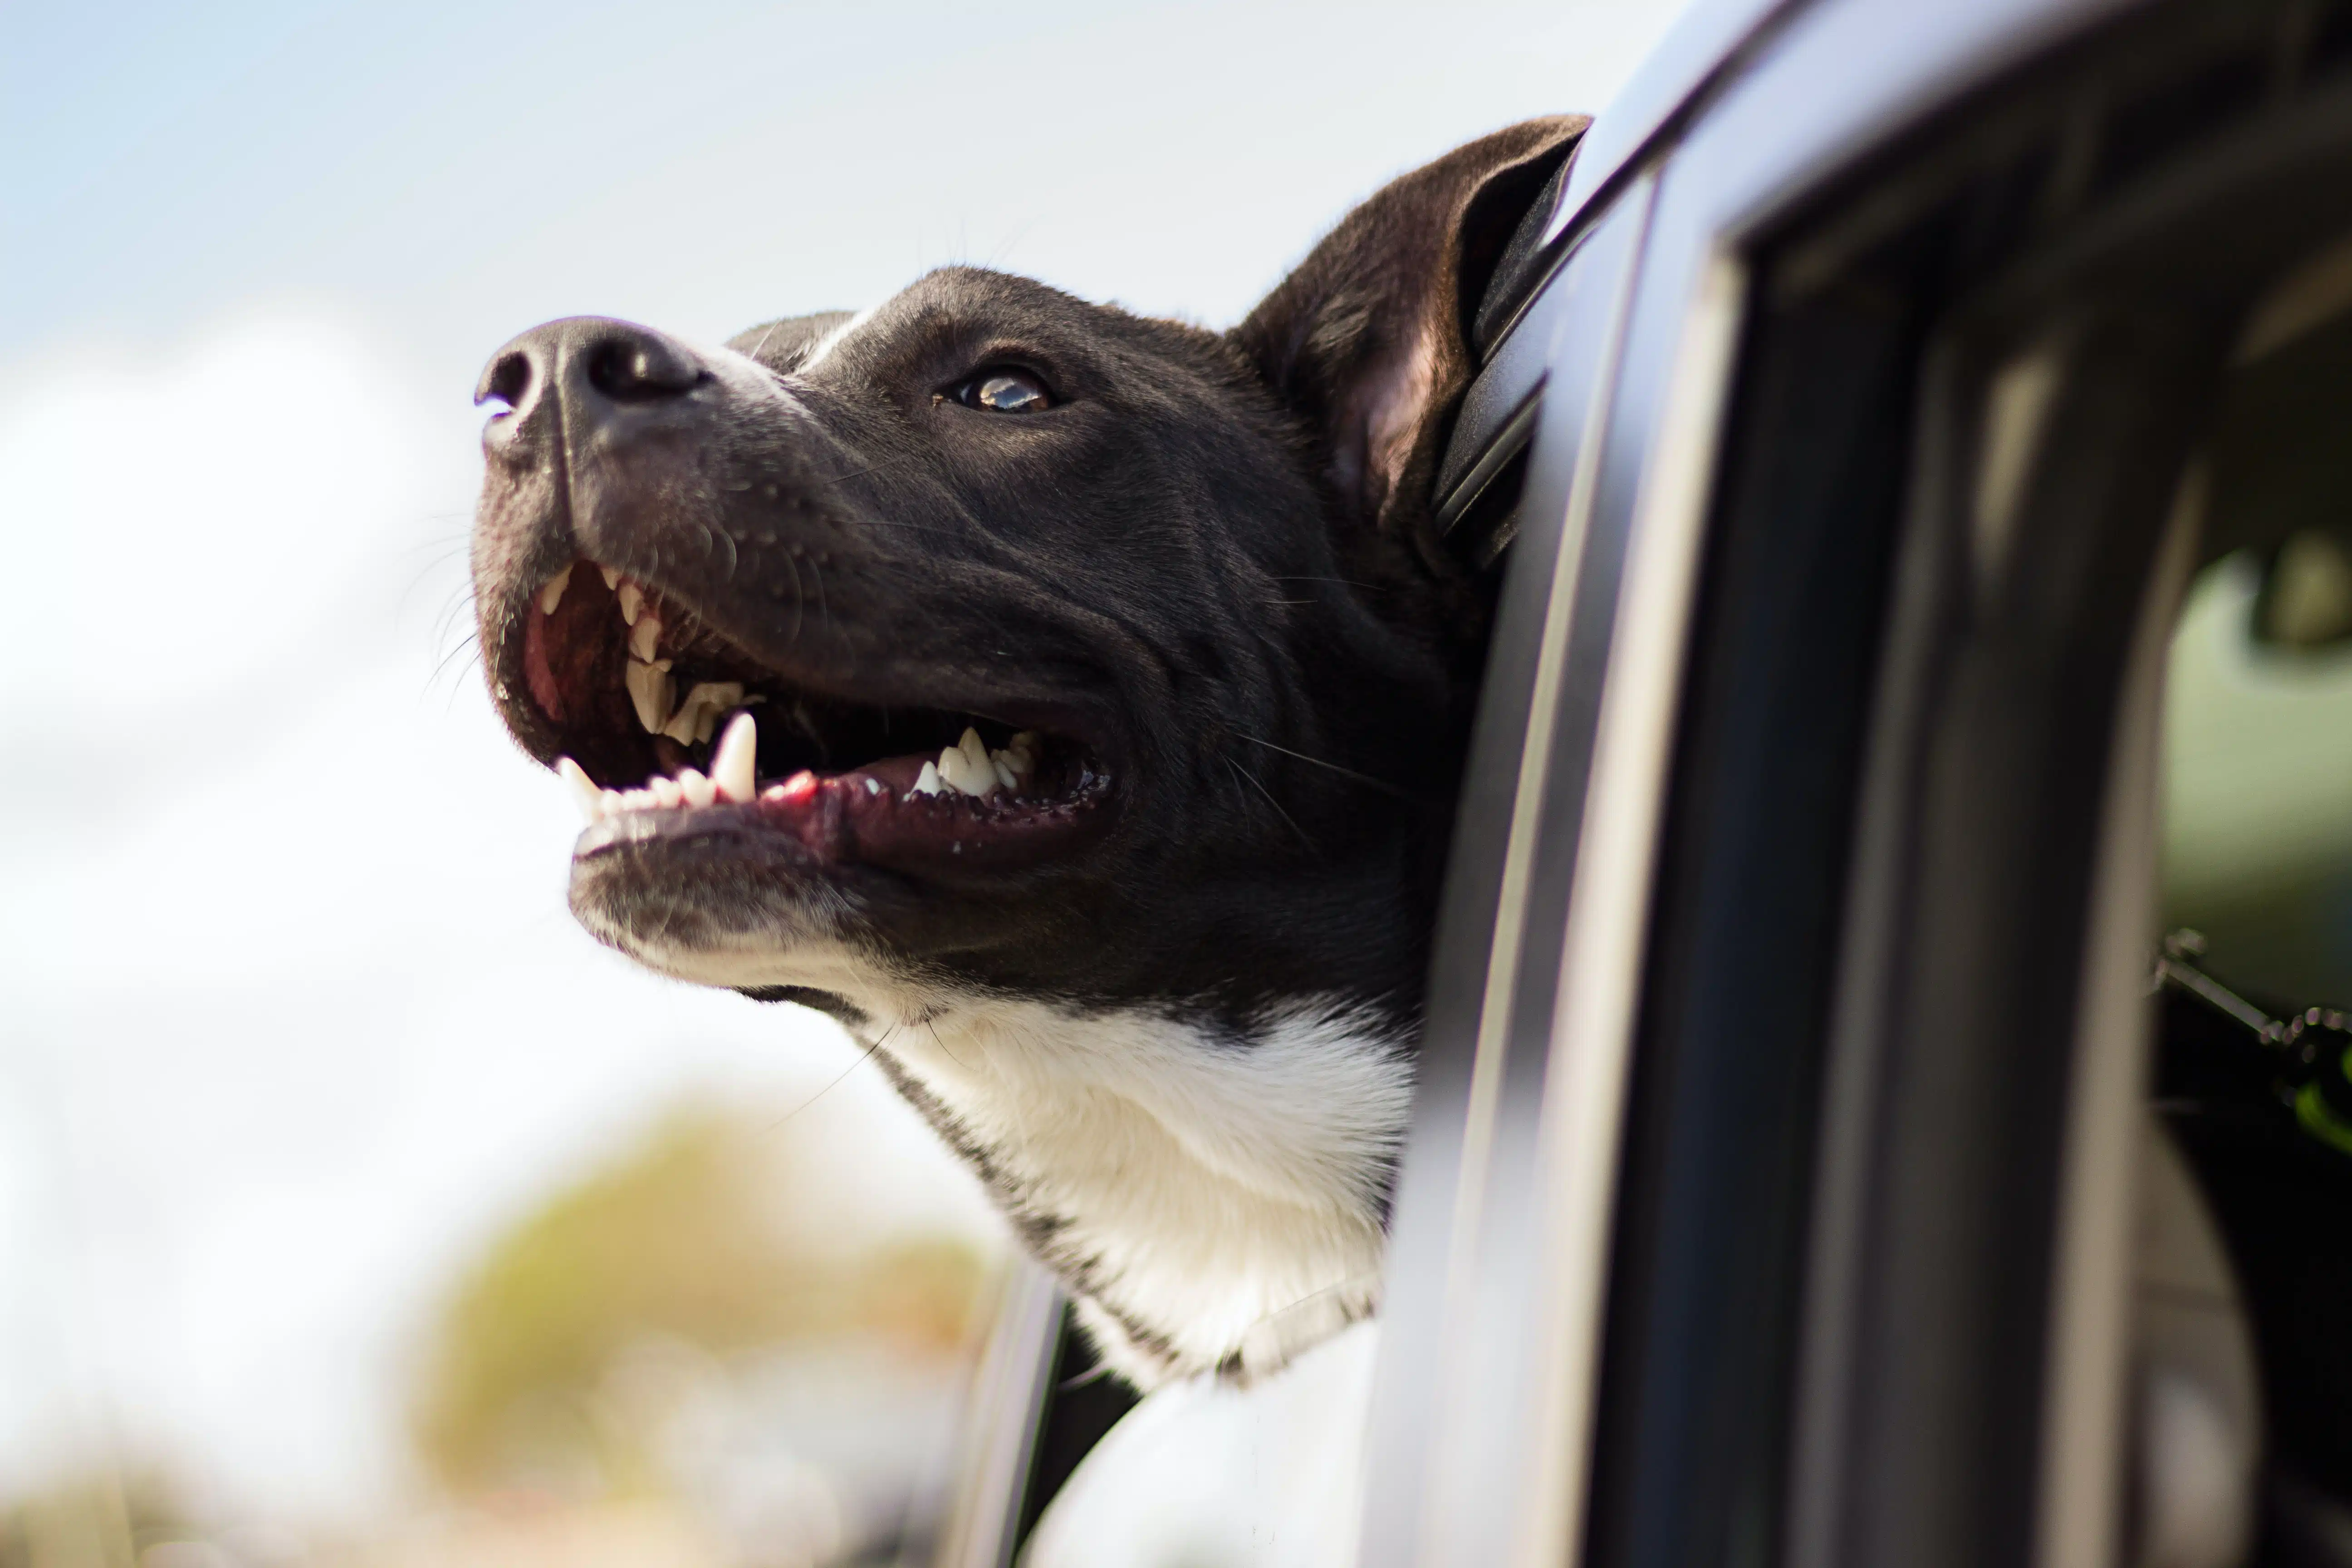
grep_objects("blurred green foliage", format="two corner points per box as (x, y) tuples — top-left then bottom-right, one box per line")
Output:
(412, 1103), (985, 1495)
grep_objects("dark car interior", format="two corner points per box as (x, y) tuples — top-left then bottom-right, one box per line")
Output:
(2154, 225), (2352, 1563)
(1411, 2), (2352, 1563)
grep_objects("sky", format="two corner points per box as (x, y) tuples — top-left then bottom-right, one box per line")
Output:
(0, 0), (1696, 1530)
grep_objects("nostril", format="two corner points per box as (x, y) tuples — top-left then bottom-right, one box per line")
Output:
(476, 349), (534, 412)
(584, 335), (703, 403)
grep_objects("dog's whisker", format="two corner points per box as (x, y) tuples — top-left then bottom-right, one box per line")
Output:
(764, 1028), (890, 1133)
(820, 451), (923, 487)
(1237, 734), (1417, 801)
(1225, 756), (1314, 849)
(1272, 575), (1390, 593)
(856, 519), (963, 538)
(424, 631), (483, 699)
(745, 318), (784, 365)
(925, 1016), (970, 1072)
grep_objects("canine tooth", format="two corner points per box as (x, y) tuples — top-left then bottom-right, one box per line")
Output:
(958, 726), (992, 774)
(629, 613), (662, 662)
(712, 713), (757, 802)
(556, 756), (603, 823)
(662, 682), (747, 746)
(651, 776), (685, 808)
(599, 564), (622, 591)
(678, 769), (717, 808)
(625, 658), (675, 734)
(536, 564), (574, 615)
(936, 741), (994, 797)
(910, 760), (945, 797)
(618, 582), (645, 625)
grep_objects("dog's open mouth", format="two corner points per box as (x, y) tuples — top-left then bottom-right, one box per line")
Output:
(516, 561), (1114, 874)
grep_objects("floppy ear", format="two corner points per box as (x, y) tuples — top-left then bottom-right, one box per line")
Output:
(1233, 116), (1589, 566)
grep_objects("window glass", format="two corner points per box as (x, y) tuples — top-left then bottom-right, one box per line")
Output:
(2151, 230), (2352, 1554)
(2165, 270), (2352, 1005)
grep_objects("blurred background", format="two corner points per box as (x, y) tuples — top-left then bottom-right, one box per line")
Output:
(0, 4), (1693, 1563)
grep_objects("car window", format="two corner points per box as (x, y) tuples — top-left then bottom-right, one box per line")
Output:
(2165, 277), (2352, 1006)
(2148, 232), (2352, 1560)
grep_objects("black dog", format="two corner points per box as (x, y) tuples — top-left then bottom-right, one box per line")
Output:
(470, 118), (1586, 1387)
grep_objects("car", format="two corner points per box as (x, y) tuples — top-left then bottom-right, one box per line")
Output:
(925, 0), (2352, 1561)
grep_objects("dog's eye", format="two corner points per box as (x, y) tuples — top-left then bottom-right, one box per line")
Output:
(958, 369), (1054, 413)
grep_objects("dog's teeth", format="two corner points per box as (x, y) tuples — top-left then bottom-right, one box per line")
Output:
(536, 564), (574, 616)
(650, 776), (685, 808)
(599, 564), (622, 591)
(911, 760), (945, 797)
(678, 769), (717, 808)
(712, 712), (757, 802)
(625, 658), (676, 734)
(662, 682), (746, 747)
(864, 777), (885, 796)
(618, 582), (645, 626)
(556, 756), (603, 823)
(601, 788), (622, 815)
(936, 738), (995, 797)
(624, 788), (656, 812)
(629, 613), (662, 662)
(992, 756), (1019, 791)
(941, 727), (1000, 797)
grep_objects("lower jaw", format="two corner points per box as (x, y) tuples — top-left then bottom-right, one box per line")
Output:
(574, 764), (1116, 876)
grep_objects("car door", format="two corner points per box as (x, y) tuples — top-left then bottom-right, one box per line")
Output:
(1372, 0), (2352, 1566)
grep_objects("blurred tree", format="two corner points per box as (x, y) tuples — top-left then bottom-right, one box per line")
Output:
(412, 1103), (985, 1497)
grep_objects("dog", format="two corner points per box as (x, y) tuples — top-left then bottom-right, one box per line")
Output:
(469, 117), (1587, 1390)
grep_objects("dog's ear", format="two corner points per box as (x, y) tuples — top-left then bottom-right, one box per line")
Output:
(1233, 116), (1589, 563)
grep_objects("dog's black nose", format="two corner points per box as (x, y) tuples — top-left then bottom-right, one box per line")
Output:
(475, 317), (706, 465)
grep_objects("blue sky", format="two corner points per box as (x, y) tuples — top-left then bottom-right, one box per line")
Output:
(5, 1), (1689, 369)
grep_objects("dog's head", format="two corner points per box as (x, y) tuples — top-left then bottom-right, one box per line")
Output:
(470, 119), (1584, 1030)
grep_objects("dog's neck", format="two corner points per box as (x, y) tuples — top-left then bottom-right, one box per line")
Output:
(855, 989), (1414, 1388)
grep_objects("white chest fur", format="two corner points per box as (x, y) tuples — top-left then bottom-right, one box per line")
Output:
(621, 932), (1415, 1386)
(868, 994), (1414, 1387)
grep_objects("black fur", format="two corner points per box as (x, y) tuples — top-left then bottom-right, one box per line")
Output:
(470, 118), (1584, 1038)
(468, 123), (1588, 1379)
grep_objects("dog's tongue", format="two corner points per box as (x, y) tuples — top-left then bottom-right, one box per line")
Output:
(747, 756), (1109, 873)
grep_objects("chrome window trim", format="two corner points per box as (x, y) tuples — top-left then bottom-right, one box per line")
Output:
(2030, 460), (2199, 1568)
(931, 1262), (1063, 1568)
(1509, 247), (1749, 1568)
(1361, 176), (1659, 1568)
